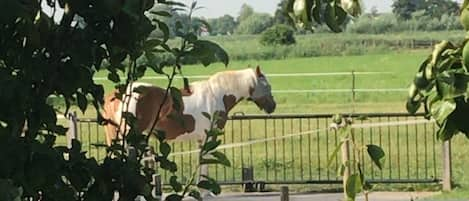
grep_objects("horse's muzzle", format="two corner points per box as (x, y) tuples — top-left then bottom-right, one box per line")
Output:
(265, 101), (276, 114)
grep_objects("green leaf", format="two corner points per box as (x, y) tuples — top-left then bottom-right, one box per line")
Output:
(122, 112), (138, 127)
(324, 2), (342, 33)
(406, 98), (421, 115)
(312, 0), (322, 24)
(159, 157), (178, 172)
(108, 72), (121, 83)
(437, 119), (459, 141)
(430, 99), (456, 125)
(202, 140), (221, 153)
(160, 142), (171, 157)
(366, 144), (385, 170)
(201, 112), (211, 120)
(430, 41), (453, 69)
(335, 4), (348, 25)
(346, 174), (362, 200)
(189, 189), (202, 201)
(150, 10), (172, 17)
(165, 194), (183, 201)
(187, 40), (229, 67)
(157, 20), (170, 42)
(122, 0), (142, 20)
(160, 1), (186, 7)
(200, 158), (221, 165)
(76, 93), (88, 113)
(169, 176), (183, 192)
(205, 128), (224, 137)
(156, 130), (166, 141)
(144, 39), (162, 51)
(327, 141), (344, 168)
(197, 176), (221, 195)
(212, 151), (231, 167)
(170, 87), (183, 112)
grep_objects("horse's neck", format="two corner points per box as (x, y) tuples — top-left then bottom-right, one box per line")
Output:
(208, 69), (255, 112)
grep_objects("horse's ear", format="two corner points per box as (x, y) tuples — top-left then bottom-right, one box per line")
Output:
(256, 65), (263, 77)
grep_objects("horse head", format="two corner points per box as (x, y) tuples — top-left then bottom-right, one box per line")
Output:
(249, 66), (276, 114)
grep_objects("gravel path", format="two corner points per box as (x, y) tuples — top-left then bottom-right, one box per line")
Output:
(202, 192), (437, 201)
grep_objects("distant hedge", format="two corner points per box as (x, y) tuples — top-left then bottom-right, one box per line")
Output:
(154, 31), (465, 63)
(260, 24), (296, 46)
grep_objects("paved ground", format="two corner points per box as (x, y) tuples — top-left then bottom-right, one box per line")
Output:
(203, 192), (437, 201)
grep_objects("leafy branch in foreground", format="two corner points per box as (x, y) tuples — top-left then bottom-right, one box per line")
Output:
(328, 115), (385, 201)
(109, 1), (230, 201)
(405, 0), (469, 142)
(0, 0), (229, 200)
(407, 39), (469, 141)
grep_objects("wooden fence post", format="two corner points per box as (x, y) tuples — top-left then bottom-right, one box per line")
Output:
(442, 140), (452, 191)
(67, 111), (78, 149)
(280, 186), (289, 201)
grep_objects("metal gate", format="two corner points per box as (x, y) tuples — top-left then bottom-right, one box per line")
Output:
(72, 113), (449, 189)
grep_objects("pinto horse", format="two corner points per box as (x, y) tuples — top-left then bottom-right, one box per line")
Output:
(101, 66), (276, 183)
(102, 66), (276, 145)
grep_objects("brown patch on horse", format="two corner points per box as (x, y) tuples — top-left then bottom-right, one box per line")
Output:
(218, 95), (244, 129)
(135, 86), (195, 140)
(102, 86), (196, 145)
(102, 89), (122, 146)
(223, 95), (236, 111)
(157, 112), (195, 140)
(223, 94), (243, 112)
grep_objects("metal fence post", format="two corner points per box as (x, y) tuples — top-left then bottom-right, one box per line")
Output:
(442, 140), (452, 191)
(280, 186), (289, 201)
(67, 111), (78, 149)
(351, 71), (356, 113)
(242, 166), (256, 192)
(342, 138), (351, 200)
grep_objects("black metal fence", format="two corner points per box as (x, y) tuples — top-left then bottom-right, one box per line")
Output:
(73, 112), (447, 189)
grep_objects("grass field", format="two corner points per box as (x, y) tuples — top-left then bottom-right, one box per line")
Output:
(84, 49), (431, 118)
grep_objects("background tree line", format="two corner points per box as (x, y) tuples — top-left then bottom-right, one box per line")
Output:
(171, 0), (463, 38)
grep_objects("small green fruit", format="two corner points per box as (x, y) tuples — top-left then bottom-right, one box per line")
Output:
(460, 2), (469, 31)
(462, 41), (469, 70)
(414, 71), (429, 90)
(293, 0), (307, 17)
(341, 0), (362, 17)
(408, 83), (418, 99)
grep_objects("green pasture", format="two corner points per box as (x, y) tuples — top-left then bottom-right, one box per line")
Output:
(87, 50), (431, 118)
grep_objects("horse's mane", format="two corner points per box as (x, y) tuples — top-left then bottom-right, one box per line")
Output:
(199, 69), (256, 99)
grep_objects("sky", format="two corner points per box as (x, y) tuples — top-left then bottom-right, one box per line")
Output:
(182, 0), (463, 19)
(43, 0), (463, 21)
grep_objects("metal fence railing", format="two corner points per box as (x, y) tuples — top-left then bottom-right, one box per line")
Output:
(72, 112), (450, 189)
